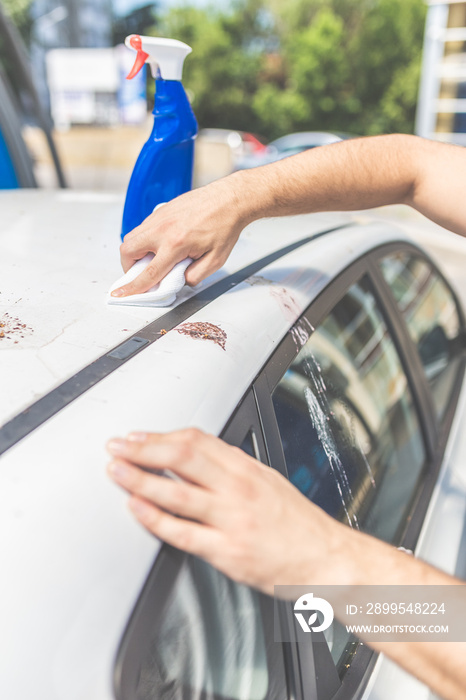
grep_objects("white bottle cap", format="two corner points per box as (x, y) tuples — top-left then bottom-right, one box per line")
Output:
(125, 34), (192, 81)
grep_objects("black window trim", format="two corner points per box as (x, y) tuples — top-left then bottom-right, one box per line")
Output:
(249, 240), (466, 700)
(369, 241), (466, 549)
(113, 542), (186, 700)
(371, 241), (466, 426)
(250, 255), (386, 700)
(221, 390), (269, 463)
(113, 388), (299, 700)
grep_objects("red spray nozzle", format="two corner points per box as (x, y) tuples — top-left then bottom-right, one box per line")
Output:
(126, 35), (149, 80)
(125, 34), (192, 80)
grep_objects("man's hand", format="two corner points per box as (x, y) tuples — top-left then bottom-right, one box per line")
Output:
(105, 427), (460, 595)
(106, 428), (466, 700)
(106, 428), (352, 593)
(111, 176), (248, 298)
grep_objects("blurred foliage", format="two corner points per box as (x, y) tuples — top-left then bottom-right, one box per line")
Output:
(0, 0), (34, 114)
(1, 0), (33, 44)
(151, 0), (426, 139)
(156, 2), (266, 132)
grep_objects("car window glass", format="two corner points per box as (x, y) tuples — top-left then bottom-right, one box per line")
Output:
(272, 276), (425, 670)
(379, 252), (463, 421)
(136, 555), (287, 700)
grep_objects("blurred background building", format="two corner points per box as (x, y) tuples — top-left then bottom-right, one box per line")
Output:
(0, 0), (158, 188)
(418, 0), (466, 144)
(30, 0), (112, 119)
(30, 0), (149, 125)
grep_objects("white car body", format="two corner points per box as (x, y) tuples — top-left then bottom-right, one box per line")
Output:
(0, 191), (464, 700)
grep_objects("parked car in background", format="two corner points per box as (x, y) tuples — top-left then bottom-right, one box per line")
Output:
(0, 190), (465, 700)
(199, 127), (267, 158)
(235, 130), (352, 170)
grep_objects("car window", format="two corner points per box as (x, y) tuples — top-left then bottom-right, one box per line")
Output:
(271, 275), (426, 670)
(379, 251), (463, 422)
(135, 555), (287, 700)
(273, 275), (425, 541)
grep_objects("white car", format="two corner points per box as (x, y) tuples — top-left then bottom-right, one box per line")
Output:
(0, 190), (465, 700)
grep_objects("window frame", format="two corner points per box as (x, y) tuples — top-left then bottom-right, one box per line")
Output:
(113, 541), (186, 700)
(370, 241), (466, 548)
(250, 241), (465, 699)
(113, 389), (295, 700)
(373, 242), (466, 424)
(221, 389), (269, 462)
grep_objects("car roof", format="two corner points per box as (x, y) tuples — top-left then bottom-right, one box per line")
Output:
(0, 190), (350, 428)
(0, 190), (415, 699)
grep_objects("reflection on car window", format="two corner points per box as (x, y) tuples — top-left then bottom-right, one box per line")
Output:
(272, 276), (426, 670)
(379, 252), (463, 421)
(273, 276), (425, 541)
(136, 555), (286, 700)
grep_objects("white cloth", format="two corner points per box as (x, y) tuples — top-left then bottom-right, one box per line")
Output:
(107, 203), (191, 307)
(107, 254), (192, 307)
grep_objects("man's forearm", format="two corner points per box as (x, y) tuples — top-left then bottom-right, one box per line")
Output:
(322, 528), (466, 700)
(234, 134), (416, 220)
(115, 133), (466, 295)
(232, 134), (466, 237)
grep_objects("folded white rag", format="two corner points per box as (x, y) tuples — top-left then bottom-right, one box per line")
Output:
(107, 254), (192, 307)
(107, 203), (192, 307)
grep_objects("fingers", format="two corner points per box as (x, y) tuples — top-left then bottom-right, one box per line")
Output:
(119, 229), (148, 273)
(111, 250), (183, 297)
(106, 429), (241, 491)
(128, 496), (223, 558)
(115, 246), (224, 295)
(105, 429), (291, 589)
(184, 252), (224, 287)
(107, 458), (217, 524)
(119, 207), (170, 272)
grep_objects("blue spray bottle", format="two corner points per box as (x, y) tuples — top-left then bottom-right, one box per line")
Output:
(121, 34), (198, 240)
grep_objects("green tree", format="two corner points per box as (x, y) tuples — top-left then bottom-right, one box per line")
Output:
(375, 59), (423, 134)
(153, 3), (265, 132)
(349, 0), (426, 133)
(257, 0), (426, 137)
(253, 8), (352, 138)
(154, 0), (427, 140)
(1, 0), (33, 44)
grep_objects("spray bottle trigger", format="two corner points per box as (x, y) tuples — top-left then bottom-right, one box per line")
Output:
(126, 35), (150, 80)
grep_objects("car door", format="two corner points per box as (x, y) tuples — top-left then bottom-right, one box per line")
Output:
(112, 241), (465, 700)
(250, 242), (465, 699)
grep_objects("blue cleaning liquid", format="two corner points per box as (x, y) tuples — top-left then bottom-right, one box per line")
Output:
(121, 78), (198, 240)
